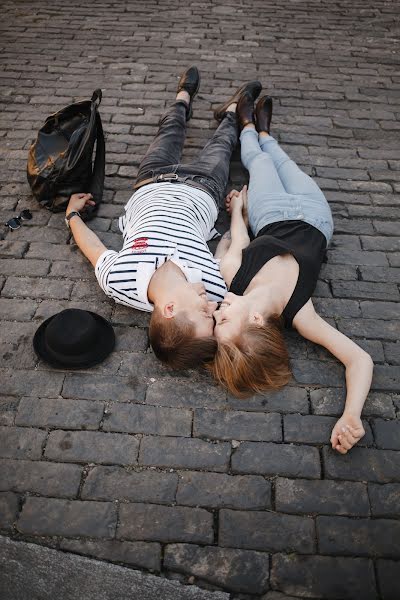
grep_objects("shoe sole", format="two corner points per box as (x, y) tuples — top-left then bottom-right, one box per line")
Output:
(186, 70), (201, 121)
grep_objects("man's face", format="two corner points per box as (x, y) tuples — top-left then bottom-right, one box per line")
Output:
(175, 282), (218, 337)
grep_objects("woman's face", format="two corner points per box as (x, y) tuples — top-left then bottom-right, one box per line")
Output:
(213, 292), (250, 341)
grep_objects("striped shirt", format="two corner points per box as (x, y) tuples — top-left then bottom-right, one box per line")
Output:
(95, 182), (227, 312)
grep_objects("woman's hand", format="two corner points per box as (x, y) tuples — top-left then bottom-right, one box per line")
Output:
(226, 185), (248, 226)
(67, 193), (96, 214)
(331, 414), (365, 454)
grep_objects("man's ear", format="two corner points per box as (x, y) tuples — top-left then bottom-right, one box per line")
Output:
(252, 312), (265, 327)
(163, 302), (176, 319)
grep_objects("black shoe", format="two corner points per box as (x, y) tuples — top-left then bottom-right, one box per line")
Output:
(177, 66), (200, 121)
(255, 95), (273, 134)
(213, 80), (262, 122)
(237, 91), (256, 129)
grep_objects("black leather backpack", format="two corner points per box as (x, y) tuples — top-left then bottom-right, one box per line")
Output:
(27, 89), (105, 219)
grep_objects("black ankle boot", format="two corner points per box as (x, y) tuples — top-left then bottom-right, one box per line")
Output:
(255, 95), (273, 134)
(237, 91), (256, 129)
(214, 81), (262, 122)
(177, 66), (201, 121)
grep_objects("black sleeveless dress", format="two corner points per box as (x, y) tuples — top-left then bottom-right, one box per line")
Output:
(229, 220), (327, 328)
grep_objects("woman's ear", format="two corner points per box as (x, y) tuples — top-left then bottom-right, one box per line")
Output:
(163, 302), (175, 319)
(252, 312), (265, 327)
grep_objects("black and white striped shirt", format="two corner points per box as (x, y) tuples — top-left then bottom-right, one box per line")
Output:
(95, 182), (227, 311)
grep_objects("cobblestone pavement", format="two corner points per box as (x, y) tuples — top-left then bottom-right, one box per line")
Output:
(0, 1), (400, 598)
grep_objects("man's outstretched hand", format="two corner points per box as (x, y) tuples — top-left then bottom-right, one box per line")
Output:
(67, 193), (96, 214)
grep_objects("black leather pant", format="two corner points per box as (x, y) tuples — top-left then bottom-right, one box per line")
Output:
(135, 102), (239, 208)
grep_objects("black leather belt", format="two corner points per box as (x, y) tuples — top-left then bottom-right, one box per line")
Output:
(133, 172), (211, 196)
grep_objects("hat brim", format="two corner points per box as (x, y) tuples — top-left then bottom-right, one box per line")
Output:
(33, 311), (115, 369)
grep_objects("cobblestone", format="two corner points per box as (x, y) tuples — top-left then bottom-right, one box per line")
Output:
(0, 459), (82, 497)
(118, 503), (213, 544)
(275, 478), (370, 516)
(17, 497), (117, 538)
(1, 0), (399, 596)
(44, 430), (139, 466)
(81, 466), (178, 503)
(219, 509), (315, 553)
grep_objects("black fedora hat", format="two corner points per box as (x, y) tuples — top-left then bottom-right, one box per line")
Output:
(33, 308), (115, 369)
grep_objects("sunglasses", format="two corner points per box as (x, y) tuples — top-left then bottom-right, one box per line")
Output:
(5, 209), (33, 231)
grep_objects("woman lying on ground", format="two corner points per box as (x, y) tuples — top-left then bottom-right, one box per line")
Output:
(211, 92), (374, 454)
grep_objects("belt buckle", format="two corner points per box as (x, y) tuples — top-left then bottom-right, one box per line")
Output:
(157, 173), (179, 183)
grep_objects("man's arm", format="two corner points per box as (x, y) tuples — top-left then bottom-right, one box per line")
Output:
(66, 194), (108, 267)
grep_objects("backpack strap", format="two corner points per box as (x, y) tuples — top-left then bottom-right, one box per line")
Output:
(89, 111), (105, 205)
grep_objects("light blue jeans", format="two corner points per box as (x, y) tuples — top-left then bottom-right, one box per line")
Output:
(241, 129), (334, 243)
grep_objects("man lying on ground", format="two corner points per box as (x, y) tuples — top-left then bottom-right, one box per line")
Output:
(65, 66), (261, 368)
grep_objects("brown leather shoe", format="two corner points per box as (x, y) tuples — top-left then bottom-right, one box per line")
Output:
(237, 91), (256, 129)
(255, 95), (273, 133)
(214, 80), (262, 122)
(177, 66), (201, 121)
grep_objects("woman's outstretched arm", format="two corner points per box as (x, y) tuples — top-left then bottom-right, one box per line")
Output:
(293, 299), (374, 454)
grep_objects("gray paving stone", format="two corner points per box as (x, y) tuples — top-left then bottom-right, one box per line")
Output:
(283, 414), (373, 446)
(45, 430), (139, 466)
(17, 497), (117, 538)
(59, 539), (162, 572)
(145, 378), (227, 409)
(291, 359), (344, 387)
(0, 536), (228, 600)
(176, 471), (270, 510)
(219, 509), (315, 554)
(310, 388), (396, 418)
(15, 397), (104, 430)
(140, 436), (230, 472)
(2, 276), (72, 299)
(0, 426), (46, 460)
(34, 299), (113, 321)
(102, 403), (191, 436)
(164, 544), (269, 594)
(271, 554), (376, 600)
(372, 365), (400, 392)
(82, 465), (177, 503)
(0, 492), (19, 530)
(384, 341), (400, 365)
(0, 369), (65, 397)
(193, 409), (282, 442)
(227, 387), (309, 413)
(118, 503), (213, 544)
(332, 280), (399, 301)
(0, 240), (28, 258)
(0, 459), (81, 497)
(0, 396), (19, 426)
(376, 559), (400, 600)
(317, 516), (400, 557)
(337, 318), (400, 341)
(323, 446), (400, 482)
(0, 298), (36, 321)
(275, 478), (370, 516)
(232, 442), (320, 478)
(372, 419), (400, 450)
(368, 483), (400, 518)
(62, 373), (146, 402)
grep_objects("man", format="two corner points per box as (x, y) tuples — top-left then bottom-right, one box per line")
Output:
(65, 67), (261, 368)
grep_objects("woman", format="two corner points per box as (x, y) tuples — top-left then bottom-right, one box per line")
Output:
(212, 92), (374, 454)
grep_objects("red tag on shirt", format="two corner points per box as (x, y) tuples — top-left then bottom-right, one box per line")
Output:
(131, 237), (148, 253)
